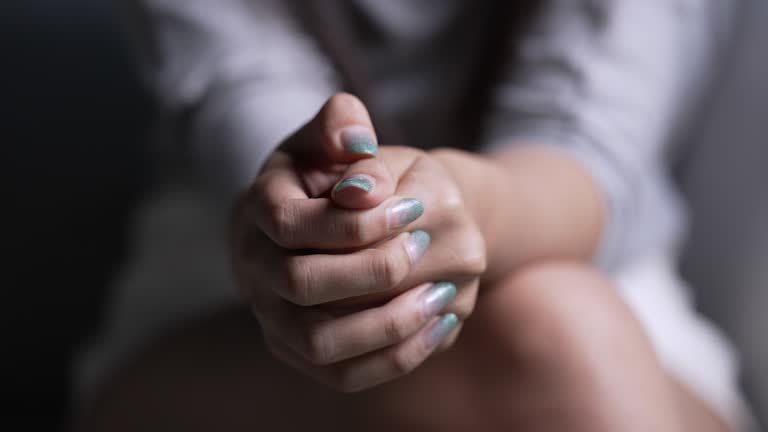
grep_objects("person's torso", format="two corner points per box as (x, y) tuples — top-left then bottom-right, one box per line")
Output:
(297, 0), (536, 149)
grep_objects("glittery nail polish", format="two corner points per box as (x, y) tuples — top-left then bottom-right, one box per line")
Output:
(425, 313), (459, 349)
(333, 175), (374, 195)
(340, 126), (378, 156)
(421, 281), (456, 317)
(388, 198), (424, 229)
(405, 230), (431, 263)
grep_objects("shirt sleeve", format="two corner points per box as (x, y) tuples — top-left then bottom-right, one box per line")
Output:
(127, 0), (340, 198)
(482, 0), (735, 271)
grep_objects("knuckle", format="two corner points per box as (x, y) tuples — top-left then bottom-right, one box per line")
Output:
(282, 257), (313, 305)
(389, 348), (422, 376)
(460, 250), (488, 277)
(338, 216), (371, 245)
(444, 190), (465, 212)
(303, 323), (336, 365)
(370, 249), (408, 289)
(382, 314), (409, 344)
(432, 183), (464, 214)
(456, 228), (488, 276)
(340, 217), (362, 242)
(269, 201), (298, 248)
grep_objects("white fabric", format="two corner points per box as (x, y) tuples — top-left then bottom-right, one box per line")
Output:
(616, 253), (758, 432)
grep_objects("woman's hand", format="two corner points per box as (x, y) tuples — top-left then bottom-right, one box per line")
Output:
(231, 94), (486, 392)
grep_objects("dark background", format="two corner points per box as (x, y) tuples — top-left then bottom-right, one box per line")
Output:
(3, 0), (152, 428)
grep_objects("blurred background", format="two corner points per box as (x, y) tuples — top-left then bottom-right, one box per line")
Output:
(3, 0), (767, 430)
(4, 0), (152, 428)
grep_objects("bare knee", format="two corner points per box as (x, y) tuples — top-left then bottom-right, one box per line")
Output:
(462, 261), (683, 431)
(474, 262), (644, 361)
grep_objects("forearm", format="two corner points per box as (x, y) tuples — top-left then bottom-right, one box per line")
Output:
(475, 0), (734, 273)
(432, 146), (604, 283)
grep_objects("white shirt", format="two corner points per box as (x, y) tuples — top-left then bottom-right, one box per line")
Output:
(127, 0), (734, 271)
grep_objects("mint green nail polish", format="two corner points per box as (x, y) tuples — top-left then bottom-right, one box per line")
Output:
(405, 230), (431, 263)
(425, 313), (459, 349)
(341, 127), (378, 156)
(333, 175), (374, 195)
(388, 198), (424, 229)
(422, 281), (456, 317)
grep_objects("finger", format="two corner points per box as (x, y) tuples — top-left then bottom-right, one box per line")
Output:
(330, 157), (396, 209)
(267, 276), (474, 366)
(328, 221), (485, 308)
(399, 219), (487, 289)
(236, 159), (311, 245)
(230, 227), (309, 324)
(272, 231), (428, 305)
(247, 147), (437, 250)
(431, 279), (477, 353)
(280, 92), (379, 164)
(285, 281), (457, 365)
(434, 322), (464, 354)
(383, 159), (488, 289)
(327, 145), (426, 209)
(256, 148), (344, 200)
(252, 194), (425, 250)
(276, 313), (460, 393)
(339, 313), (459, 392)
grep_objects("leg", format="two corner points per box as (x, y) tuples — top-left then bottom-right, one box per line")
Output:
(81, 262), (730, 431)
(457, 261), (729, 432)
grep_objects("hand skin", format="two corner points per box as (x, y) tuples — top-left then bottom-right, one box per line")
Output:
(231, 93), (605, 392)
(233, 144), (486, 392)
(429, 145), (604, 284)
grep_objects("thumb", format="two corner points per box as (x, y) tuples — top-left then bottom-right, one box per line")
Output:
(280, 92), (378, 164)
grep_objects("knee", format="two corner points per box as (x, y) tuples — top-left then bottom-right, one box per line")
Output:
(470, 261), (650, 370)
(464, 262), (685, 430)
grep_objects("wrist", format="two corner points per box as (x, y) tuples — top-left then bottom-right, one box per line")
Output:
(430, 145), (604, 282)
(429, 147), (505, 277)
(429, 147), (492, 222)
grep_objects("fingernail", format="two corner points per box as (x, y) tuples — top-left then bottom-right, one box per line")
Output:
(425, 313), (459, 349)
(421, 281), (456, 317)
(405, 230), (431, 263)
(340, 126), (378, 156)
(333, 175), (375, 195)
(388, 198), (424, 229)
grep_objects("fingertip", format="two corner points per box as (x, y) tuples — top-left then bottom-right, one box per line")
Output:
(331, 178), (383, 210)
(321, 93), (378, 161)
(331, 159), (395, 209)
(338, 125), (378, 158)
(281, 92), (378, 164)
(332, 174), (375, 197)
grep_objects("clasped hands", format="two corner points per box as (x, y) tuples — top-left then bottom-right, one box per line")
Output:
(231, 94), (486, 392)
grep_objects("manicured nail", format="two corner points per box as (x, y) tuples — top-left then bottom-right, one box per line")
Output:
(340, 126), (378, 156)
(333, 175), (375, 195)
(421, 281), (456, 317)
(388, 198), (424, 229)
(425, 313), (459, 349)
(405, 230), (431, 263)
